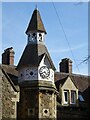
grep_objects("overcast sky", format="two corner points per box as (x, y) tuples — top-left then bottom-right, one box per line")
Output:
(0, 1), (88, 75)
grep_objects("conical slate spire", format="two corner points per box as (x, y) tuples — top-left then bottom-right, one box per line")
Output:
(17, 8), (55, 70)
(26, 8), (47, 34)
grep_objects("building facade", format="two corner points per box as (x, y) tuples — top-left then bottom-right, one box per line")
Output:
(17, 8), (57, 120)
(0, 64), (19, 119)
(0, 7), (90, 120)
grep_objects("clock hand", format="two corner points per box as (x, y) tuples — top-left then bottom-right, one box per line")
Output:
(43, 71), (47, 74)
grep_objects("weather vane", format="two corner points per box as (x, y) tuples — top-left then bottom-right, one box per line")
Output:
(35, 0), (38, 10)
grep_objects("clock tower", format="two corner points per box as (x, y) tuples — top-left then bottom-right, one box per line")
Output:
(17, 8), (57, 120)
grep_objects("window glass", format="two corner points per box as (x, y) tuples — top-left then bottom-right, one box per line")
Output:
(64, 92), (68, 102)
(78, 94), (84, 102)
(71, 91), (76, 104)
(64, 90), (69, 104)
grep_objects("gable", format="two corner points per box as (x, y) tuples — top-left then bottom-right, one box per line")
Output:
(61, 76), (78, 90)
(39, 53), (53, 69)
(44, 55), (51, 68)
(55, 72), (89, 92)
(0, 65), (19, 92)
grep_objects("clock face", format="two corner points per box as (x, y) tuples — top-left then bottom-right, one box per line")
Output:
(39, 66), (50, 79)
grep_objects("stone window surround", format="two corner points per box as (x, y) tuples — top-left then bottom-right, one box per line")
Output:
(63, 89), (77, 105)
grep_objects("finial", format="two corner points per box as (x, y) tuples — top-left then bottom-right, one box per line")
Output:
(35, 2), (38, 10)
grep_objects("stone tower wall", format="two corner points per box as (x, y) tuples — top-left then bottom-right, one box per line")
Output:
(18, 88), (39, 119)
(18, 87), (57, 120)
(39, 91), (57, 119)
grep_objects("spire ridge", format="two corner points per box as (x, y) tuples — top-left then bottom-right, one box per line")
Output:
(26, 8), (47, 34)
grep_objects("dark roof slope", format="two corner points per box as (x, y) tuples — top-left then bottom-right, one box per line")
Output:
(17, 44), (38, 68)
(0, 64), (19, 91)
(1, 64), (18, 77)
(26, 9), (47, 34)
(55, 76), (67, 91)
(17, 44), (55, 70)
(55, 72), (89, 92)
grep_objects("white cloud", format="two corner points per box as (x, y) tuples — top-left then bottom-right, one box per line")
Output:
(49, 43), (87, 54)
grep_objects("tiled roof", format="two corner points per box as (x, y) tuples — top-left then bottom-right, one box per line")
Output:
(17, 44), (55, 70)
(55, 72), (89, 102)
(26, 9), (47, 34)
(55, 72), (89, 92)
(55, 76), (67, 91)
(1, 64), (18, 77)
(0, 64), (19, 91)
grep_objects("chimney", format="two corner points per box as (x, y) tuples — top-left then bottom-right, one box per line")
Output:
(59, 58), (72, 74)
(2, 47), (15, 65)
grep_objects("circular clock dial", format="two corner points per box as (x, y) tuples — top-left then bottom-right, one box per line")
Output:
(39, 66), (50, 79)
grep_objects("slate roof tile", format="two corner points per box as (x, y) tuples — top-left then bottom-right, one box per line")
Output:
(17, 44), (55, 70)
(26, 9), (47, 34)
